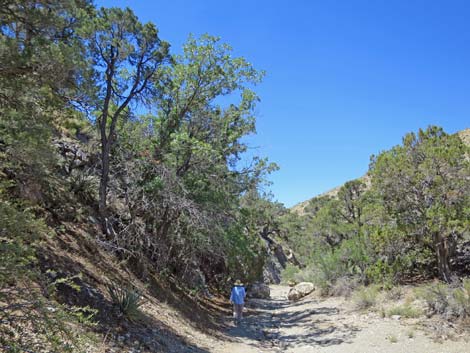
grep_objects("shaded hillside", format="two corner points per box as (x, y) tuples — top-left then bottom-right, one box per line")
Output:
(0, 2), (279, 351)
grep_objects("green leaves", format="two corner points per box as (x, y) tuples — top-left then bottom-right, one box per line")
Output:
(282, 126), (469, 287)
(370, 126), (470, 279)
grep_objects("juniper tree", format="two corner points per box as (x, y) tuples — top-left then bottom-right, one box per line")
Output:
(86, 7), (170, 225)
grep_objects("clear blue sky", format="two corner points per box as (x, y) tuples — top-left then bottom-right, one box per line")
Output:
(97, 0), (470, 207)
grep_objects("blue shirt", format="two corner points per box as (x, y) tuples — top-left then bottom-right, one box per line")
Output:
(230, 285), (246, 304)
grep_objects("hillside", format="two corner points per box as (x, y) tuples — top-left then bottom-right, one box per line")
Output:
(0, 2), (278, 351)
(290, 184), (342, 215)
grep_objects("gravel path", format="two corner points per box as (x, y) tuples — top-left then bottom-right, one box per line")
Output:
(212, 285), (469, 353)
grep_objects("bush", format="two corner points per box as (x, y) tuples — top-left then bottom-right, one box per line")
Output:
(330, 276), (360, 297)
(281, 264), (301, 284)
(0, 201), (97, 352)
(452, 278), (470, 318)
(306, 234), (377, 293)
(107, 282), (144, 321)
(0, 199), (44, 286)
(290, 265), (330, 294)
(385, 286), (404, 301)
(416, 280), (470, 319)
(417, 282), (451, 316)
(387, 304), (422, 318)
(353, 285), (379, 309)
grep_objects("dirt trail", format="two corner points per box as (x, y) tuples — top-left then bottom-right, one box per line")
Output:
(211, 285), (469, 353)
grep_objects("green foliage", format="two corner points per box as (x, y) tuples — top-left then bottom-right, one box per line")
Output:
(107, 282), (145, 321)
(282, 125), (470, 291)
(0, 289), (98, 353)
(301, 234), (375, 292)
(0, 200), (44, 286)
(0, 1), (91, 197)
(417, 279), (470, 319)
(387, 304), (422, 318)
(281, 264), (301, 284)
(0, 200), (97, 352)
(417, 282), (452, 316)
(452, 279), (470, 318)
(0, 0), (278, 350)
(370, 126), (470, 280)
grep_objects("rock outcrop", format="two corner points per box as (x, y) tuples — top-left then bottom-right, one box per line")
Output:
(261, 233), (300, 284)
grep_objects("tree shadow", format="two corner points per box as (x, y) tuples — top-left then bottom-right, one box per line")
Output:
(225, 293), (361, 350)
(276, 303), (361, 348)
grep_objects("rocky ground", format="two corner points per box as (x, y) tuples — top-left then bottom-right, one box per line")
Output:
(210, 285), (470, 353)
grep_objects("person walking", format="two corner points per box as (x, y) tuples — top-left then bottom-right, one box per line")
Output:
(230, 279), (246, 324)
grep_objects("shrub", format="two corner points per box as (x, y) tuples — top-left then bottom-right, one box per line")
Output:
(330, 276), (360, 297)
(417, 282), (451, 316)
(307, 234), (377, 294)
(385, 286), (404, 301)
(387, 304), (422, 318)
(0, 200), (44, 286)
(353, 285), (379, 309)
(107, 282), (144, 321)
(292, 265), (330, 295)
(452, 278), (470, 318)
(281, 264), (301, 284)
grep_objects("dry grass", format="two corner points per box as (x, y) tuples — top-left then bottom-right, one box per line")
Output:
(353, 285), (380, 310)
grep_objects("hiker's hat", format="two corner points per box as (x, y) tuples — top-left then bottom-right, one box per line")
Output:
(234, 279), (243, 286)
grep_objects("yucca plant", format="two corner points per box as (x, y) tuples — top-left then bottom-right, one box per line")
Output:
(107, 282), (144, 321)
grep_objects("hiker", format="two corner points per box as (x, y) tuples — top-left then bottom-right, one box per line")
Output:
(230, 279), (246, 323)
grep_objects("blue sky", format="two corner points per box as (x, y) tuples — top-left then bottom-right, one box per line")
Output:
(96, 0), (470, 207)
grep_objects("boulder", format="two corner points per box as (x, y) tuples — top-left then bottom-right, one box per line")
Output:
(247, 282), (270, 299)
(287, 282), (314, 301)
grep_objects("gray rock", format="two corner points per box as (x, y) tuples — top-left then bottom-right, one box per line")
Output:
(247, 282), (270, 299)
(287, 282), (314, 301)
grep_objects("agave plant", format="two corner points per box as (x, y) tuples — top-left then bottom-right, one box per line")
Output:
(107, 282), (145, 321)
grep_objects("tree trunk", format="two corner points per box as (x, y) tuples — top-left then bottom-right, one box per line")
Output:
(434, 232), (452, 282)
(99, 139), (110, 232)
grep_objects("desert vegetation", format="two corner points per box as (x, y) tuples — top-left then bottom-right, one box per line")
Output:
(0, 1), (278, 351)
(281, 126), (470, 323)
(1, 1), (470, 352)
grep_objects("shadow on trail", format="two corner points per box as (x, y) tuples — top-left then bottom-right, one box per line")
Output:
(279, 322), (360, 348)
(223, 296), (281, 350)
(276, 300), (361, 348)
(225, 288), (362, 350)
(278, 306), (338, 327)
